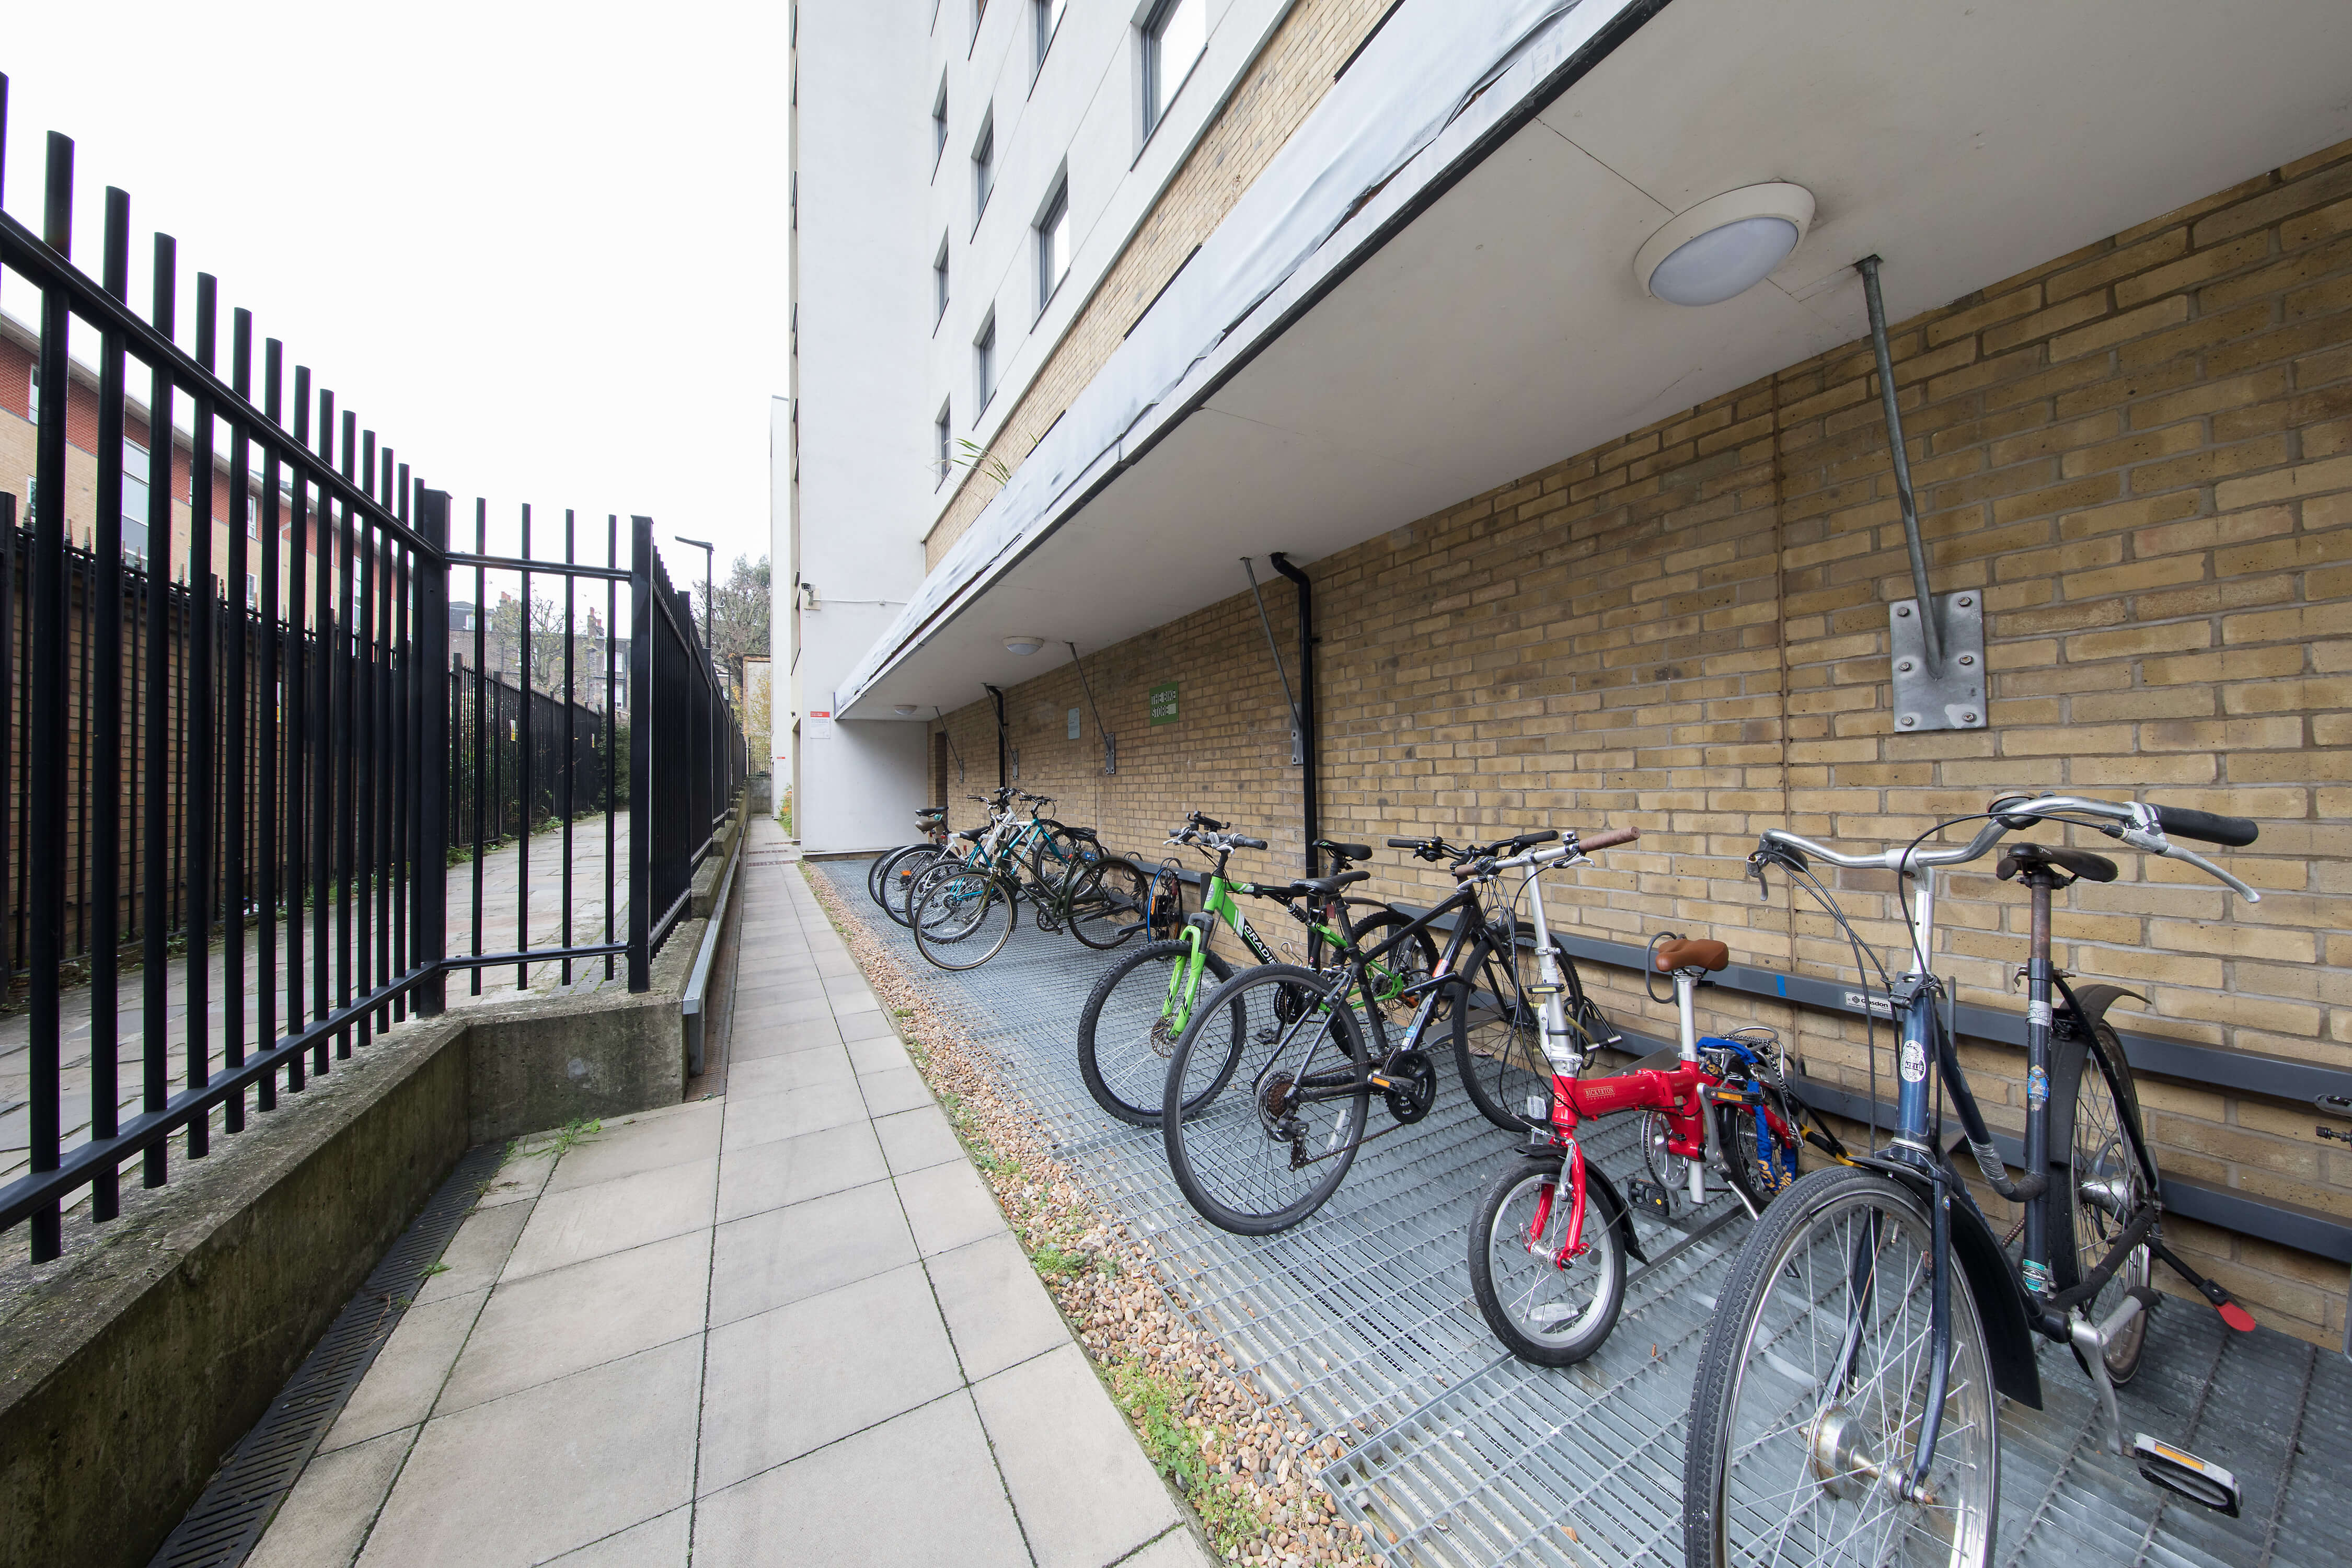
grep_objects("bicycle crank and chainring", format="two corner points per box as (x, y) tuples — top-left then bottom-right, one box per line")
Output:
(1373, 1050), (1437, 1124)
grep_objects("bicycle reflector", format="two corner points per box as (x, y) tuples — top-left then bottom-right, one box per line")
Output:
(2131, 1435), (2242, 1516)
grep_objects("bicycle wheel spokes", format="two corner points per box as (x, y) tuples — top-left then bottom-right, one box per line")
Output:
(1476, 1158), (1625, 1363)
(914, 872), (1016, 970)
(1693, 1173), (1996, 1568)
(1454, 955), (1549, 1132)
(1164, 965), (1368, 1235)
(1070, 856), (1150, 950)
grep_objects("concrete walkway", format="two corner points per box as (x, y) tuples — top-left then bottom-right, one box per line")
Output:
(247, 815), (1213, 1568)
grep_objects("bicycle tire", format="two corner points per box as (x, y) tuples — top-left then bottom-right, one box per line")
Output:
(1027, 820), (1080, 885)
(1077, 939), (1238, 1125)
(1715, 1039), (1808, 1212)
(2048, 1016), (2154, 1385)
(1468, 1153), (1628, 1365)
(1163, 964), (1369, 1235)
(1452, 951), (1548, 1132)
(874, 843), (939, 917)
(1145, 861), (1190, 942)
(1070, 856), (1152, 951)
(1681, 1165), (1998, 1568)
(885, 847), (953, 928)
(866, 845), (894, 905)
(1342, 908), (1438, 1027)
(913, 871), (1017, 971)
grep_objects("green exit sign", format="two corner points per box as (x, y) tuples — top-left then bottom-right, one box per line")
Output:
(1148, 682), (1179, 725)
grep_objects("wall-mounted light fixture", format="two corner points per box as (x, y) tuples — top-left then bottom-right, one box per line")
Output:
(1003, 635), (1047, 656)
(1635, 182), (1815, 306)
(893, 704), (918, 717)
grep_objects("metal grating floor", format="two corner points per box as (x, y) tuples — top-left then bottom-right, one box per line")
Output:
(811, 862), (2351, 1567)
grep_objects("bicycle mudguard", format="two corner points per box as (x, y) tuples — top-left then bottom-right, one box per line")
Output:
(1586, 1161), (1647, 1265)
(1851, 1154), (2043, 1409)
(2055, 980), (2148, 1034)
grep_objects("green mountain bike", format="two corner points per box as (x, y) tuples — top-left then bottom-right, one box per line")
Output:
(1074, 814), (1442, 1127)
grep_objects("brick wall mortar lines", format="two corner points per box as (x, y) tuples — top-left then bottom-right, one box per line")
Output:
(919, 140), (2352, 1346)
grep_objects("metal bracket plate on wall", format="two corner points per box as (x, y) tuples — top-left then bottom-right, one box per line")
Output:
(1890, 592), (1988, 732)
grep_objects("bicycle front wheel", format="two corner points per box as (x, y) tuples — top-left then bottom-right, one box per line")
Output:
(1469, 1152), (1628, 1366)
(913, 871), (1017, 971)
(1682, 1166), (1998, 1568)
(1077, 939), (1237, 1125)
(885, 848), (952, 927)
(1453, 952), (1549, 1132)
(1069, 856), (1152, 950)
(2049, 1016), (2153, 1384)
(1163, 964), (1369, 1235)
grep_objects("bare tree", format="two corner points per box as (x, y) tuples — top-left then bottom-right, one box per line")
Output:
(691, 555), (770, 689)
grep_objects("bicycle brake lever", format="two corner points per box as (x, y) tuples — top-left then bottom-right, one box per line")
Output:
(1748, 852), (1771, 902)
(2117, 827), (2262, 903)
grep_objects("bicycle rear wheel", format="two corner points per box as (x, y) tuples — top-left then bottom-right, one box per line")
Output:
(875, 844), (941, 920)
(1144, 861), (1190, 942)
(1069, 856), (1152, 950)
(885, 848), (952, 928)
(913, 871), (1017, 970)
(1163, 964), (1369, 1235)
(1681, 1166), (1998, 1568)
(1077, 939), (1237, 1125)
(1452, 952), (1549, 1132)
(2049, 1017), (2153, 1384)
(1342, 908), (1437, 1028)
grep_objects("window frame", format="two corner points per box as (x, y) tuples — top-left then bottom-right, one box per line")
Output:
(1033, 0), (1067, 78)
(974, 312), (998, 414)
(1034, 175), (1072, 316)
(933, 234), (952, 329)
(971, 110), (996, 230)
(931, 76), (949, 175)
(935, 401), (954, 490)
(1141, 0), (1207, 140)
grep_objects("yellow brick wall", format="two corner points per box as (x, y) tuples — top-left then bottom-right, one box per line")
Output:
(925, 0), (1400, 571)
(930, 138), (2352, 1346)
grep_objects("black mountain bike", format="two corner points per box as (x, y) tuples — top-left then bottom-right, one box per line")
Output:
(1681, 793), (2264, 1566)
(1159, 828), (1620, 1235)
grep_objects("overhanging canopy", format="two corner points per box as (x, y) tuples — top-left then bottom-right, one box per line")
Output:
(837, 0), (2352, 718)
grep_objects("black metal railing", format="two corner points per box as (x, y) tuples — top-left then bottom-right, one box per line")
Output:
(0, 85), (746, 1261)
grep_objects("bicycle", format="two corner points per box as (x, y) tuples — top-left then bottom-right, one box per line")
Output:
(896, 788), (1086, 928)
(912, 801), (1148, 971)
(1465, 832), (1821, 1366)
(1680, 795), (2264, 1566)
(1076, 815), (1442, 1127)
(1158, 827), (1627, 1236)
(869, 804), (950, 914)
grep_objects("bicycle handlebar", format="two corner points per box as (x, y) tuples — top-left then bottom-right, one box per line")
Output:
(1759, 794), (2259, 902)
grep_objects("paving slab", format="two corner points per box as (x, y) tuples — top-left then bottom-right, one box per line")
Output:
(412, 1202), (532, 1306)
(716, 1079), (868, 1151)
(695, 1261), (964, 1495)
(707, 1178), (917, 1327)
(500, 1156), (718, 1281)
(928, 1230), (1071, 1382)
(319, 1291), (487, 1452)
(838, 1010), (903, 1048)
(727, 1013), (843, 1059)
(873, 1102), (961, 1174)
(857, 1063), (936, 1117)
(974, 1342), (1185, 1568)
(354, 1339), (701, 1568)
(690, 1394), (1031, 1568)
(441, 1228), (711, 1413)
(542, 1102), (723, 1194)
(714, 1119), (890, 1223)
(540, 1507), (690, 1567)
(896, 1156), (1009, 1258)
(246, 1427), (413, 1568)
(727, 1042), (855, 1098)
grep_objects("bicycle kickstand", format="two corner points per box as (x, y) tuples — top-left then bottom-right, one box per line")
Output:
(2149, 1237), (2258, 1333)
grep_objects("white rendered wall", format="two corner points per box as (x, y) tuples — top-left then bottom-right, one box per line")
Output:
(787, 0), (938, 852)
(919, 0), (1296, 545)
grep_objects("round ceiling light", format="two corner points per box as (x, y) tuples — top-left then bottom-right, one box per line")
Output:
(1635, 183), (1815, 306)
(1003, 636), (1047, 656)
(894, 704), (918, 717)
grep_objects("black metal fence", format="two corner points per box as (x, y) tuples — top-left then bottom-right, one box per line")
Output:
(0, 87), (746, 1261)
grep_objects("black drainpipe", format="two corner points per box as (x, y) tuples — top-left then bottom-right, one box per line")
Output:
(984, 684), (1008, 791)
(1269, 553), (1319, 879)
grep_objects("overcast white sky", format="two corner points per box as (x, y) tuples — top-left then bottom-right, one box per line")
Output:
(2, 2), (789, 575)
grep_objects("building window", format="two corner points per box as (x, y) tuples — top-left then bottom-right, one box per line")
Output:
(972, 112), (995, 224)
(1036, 179), (1071, 311)
(932, 76), (948, 172)
(1033, 0), (1065, 74)
(122, 442), (152, 569)
(935, 235), (951, 325)
(247, 494), (259, 538)
(26, 363), (38, 423)
(1143, 0), (1206, 136)
(935, 402), (953, 489)
(975, 314), (997, 412)
(246, 573), (258, 607)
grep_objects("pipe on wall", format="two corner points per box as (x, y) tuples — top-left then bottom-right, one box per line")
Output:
(984, 684), (1008, 791)
(1268, 552), (1319, 878)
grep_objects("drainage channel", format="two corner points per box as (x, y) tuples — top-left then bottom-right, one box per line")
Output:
(809, 861), (2350, 1568)
(146, 1142), (508, 1568)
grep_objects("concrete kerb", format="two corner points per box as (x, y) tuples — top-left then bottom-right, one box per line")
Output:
(0, 858), (721, 1568)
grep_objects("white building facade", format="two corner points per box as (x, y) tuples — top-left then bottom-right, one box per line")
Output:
(777, 0), (1286, 852)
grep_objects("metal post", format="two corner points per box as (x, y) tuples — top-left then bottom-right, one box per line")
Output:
(414, 489), (450, 1014)
(1858, 256), (1940, 672)
(675, 534), (713, 655)
(1241, 558), (1304, 766)
(628, 515), (654, 992)
(1063, 642), (1116, 775)
(1268, 553), (1319, 879)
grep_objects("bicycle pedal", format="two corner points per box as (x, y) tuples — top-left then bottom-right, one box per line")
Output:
(1626, 1179), (1672, 1220)
(2131, 1435), (2242, 1517)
